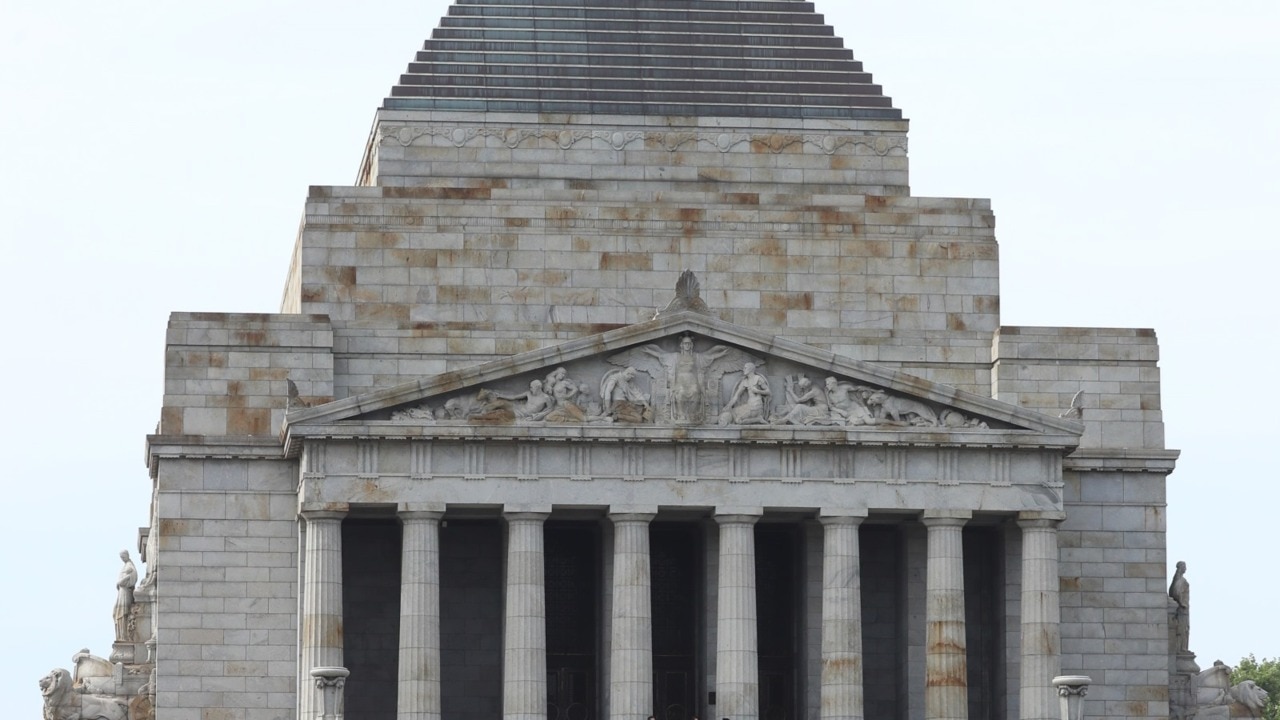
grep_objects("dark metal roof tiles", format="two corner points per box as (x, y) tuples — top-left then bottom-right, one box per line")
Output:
(384, 0), (900, 120)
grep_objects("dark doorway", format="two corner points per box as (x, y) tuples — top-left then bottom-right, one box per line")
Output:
(860, 525), (905, 720)
(441, 520), (503, 720)
(964, 526), (1006, 720)
(650, 523), (701, 720)
(545, 523), (600, 720)
(755, 525), (800, 720)
(341, 518), (402, 720)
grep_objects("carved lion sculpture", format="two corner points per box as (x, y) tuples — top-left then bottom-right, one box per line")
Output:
(39, 668), (128, 720)
(1228, 680), (1269, 718)
(865, 390), (939, 426)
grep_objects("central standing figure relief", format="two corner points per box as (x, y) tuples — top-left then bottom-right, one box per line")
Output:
(608, 334), (762, 425)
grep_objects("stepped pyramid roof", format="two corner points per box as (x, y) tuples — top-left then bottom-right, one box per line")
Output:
(384, 0), (901, 120)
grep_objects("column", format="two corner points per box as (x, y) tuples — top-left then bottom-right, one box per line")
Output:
(300, 504), (348, 720)
(820, 512), (867, 720)
(922, 511), (971, 720)
(503, 509), (549, 720)
(715, 510), (762, 720)
(1018, 512), (1066, 720)
(609, 509), (656, 720)
(398, 505), (444, 720)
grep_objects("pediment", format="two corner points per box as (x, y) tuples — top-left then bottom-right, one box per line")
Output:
(284, 312), (1082, 445)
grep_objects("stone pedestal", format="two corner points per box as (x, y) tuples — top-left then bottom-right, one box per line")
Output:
(1051, 676), (1090, 720)
(312, 666), (350, 720)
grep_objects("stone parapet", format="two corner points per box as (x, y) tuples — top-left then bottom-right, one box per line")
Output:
(992, 326), (1164, 449)
(161, 312), (334, 436)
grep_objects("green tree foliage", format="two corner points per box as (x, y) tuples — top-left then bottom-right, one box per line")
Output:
(1232, 655), (1280, 720)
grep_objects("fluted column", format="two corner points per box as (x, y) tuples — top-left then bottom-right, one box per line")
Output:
(398, 505), (444, 720)
(503, 510), (549, 720)
(820, 512), (867, 720)
(922, 511), (971, 720)
(715, 510), (761, 720)
(300, 504), (348, 720)
(1018, 512), (1066, 720)
(609, 510), (656, 720)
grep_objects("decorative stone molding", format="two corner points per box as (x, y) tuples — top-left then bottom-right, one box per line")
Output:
(378, 125), (908, 157)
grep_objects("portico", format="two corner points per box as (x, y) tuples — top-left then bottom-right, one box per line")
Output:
(285, 315), (1079, 720)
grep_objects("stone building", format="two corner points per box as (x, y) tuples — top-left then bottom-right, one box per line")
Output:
(49, 2), (1183, 720)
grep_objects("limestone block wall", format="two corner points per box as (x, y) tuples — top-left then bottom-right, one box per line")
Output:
(152, 457), (300, 720)
(161, 313), (335, 436)
(1060, 470), (1170, 720)
(992, 326), (1164, 449)
(360, 114), (912, 195)
(290, 185), (999, 400)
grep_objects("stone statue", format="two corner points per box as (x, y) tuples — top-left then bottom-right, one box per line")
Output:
(114, 551), (137, 642)
(1194, 660), (1269, 719)
(865, 389), (939, 426)
(824, 377), (875, 426)
(1170, 560), (1191, 655)
(719, 362), (772, 425)
(473, 381), (556, 422)
(653, 269), (710, 318)
(541, 368), (608, 423)
(71, 649), (115, 695)
(600, 366), (653, 423)
(1059, 389), (1084, 419)
(390, 404), (435, 421)
(610, 334), (759, 425)
(772, 374), (839, 426)
(39, 668), (128, 720)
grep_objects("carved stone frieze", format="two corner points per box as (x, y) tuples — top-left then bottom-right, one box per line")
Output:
(383, 339), (994, 432)
(378, 125), (907, 157)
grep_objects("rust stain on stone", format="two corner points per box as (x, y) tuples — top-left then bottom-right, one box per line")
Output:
(360, 478), (393, 503)
(444, 187), (491, 200)
(822, 656), (862, 673)
(946, 314), (968, 331)
(761, 292), (813, 310)
(158, 519), (193, 536)
(599, 253), (652, 271)
(228, 408), (271, 436)
(724, 193), (759, 205)
(356, 231), (403, 249)
(387, 249), (438, 267)
(505, 217), (531, 228)
(323, 266), (357, 287)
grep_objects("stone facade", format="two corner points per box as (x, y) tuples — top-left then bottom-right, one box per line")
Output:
(44, 3), (1184, 720)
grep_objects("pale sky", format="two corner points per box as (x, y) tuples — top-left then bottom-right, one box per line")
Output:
(2, 1), (1277, 716)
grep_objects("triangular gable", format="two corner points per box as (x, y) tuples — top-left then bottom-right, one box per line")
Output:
(286, 312), (1082, 444)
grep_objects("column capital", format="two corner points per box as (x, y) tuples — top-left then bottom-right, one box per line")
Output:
(609, 512), (656, 524)
(921, 509), (971, 527)
(398, 502), (445, 522)
(715, 506), (762, 526)
(819, 510), (867, 527)
(504, 510), (549, 523)
(299, 503), (348, 521)
(1017, 510), (1067, 529)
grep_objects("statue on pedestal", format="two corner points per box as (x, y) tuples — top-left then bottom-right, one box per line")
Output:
(113, 551), (138, 643)
(1170, 560), (1191, 656)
